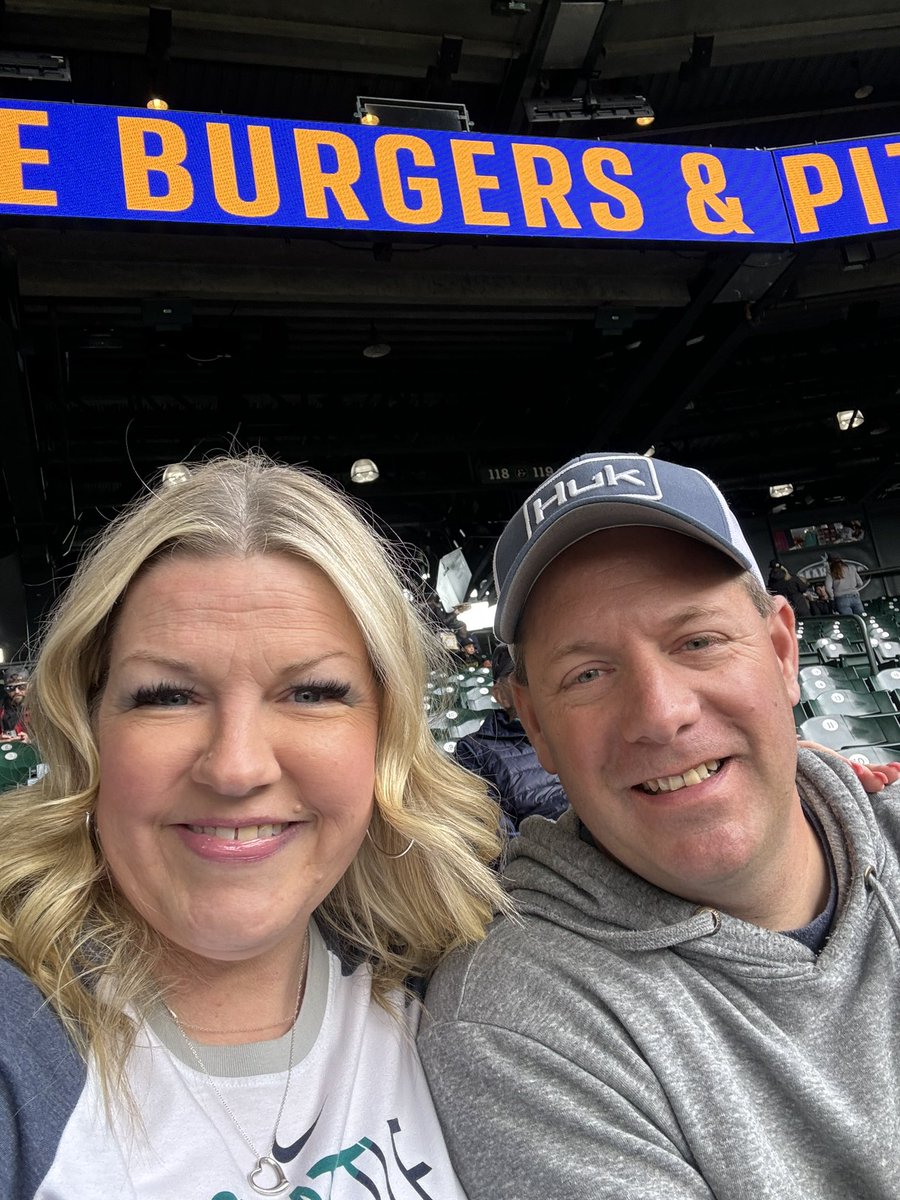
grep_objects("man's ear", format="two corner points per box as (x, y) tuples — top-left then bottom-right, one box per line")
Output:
(767, 594), (800, 706)
(510, 678), (559, 775)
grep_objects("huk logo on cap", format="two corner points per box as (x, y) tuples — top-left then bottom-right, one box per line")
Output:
(523, 456), (663, 537)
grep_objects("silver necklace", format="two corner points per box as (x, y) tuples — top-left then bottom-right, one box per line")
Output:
(165, 929), (310, 1197)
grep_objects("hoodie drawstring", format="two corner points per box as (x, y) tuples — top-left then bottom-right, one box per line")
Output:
(864, 866), (900, 946)
(571, 906), (721, 952)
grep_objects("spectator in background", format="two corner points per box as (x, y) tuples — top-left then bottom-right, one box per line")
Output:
(808, 582), (832, 617)
(454, 622), (490, 667)
(767, 560), (811, 619)
(825, 553), (866, 615)
(0, 668), (30, 741)
(454, 644), (568, 837)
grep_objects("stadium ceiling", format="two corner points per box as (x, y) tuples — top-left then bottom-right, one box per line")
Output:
(2, 0), (900, 618)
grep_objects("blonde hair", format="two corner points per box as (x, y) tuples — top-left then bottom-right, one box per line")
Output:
(0, 454), (508, 1101)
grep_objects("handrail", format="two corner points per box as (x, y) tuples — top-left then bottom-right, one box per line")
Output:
(847, 614), (878, 673)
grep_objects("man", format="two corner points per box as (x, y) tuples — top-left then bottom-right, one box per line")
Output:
(0, 667), (30, 741)
(453, 643), (568, 836)
(420, 452), (900, 1199)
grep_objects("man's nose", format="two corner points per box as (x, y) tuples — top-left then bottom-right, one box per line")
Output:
(190, 711), (282, 796)
(617, 659), (702, 745)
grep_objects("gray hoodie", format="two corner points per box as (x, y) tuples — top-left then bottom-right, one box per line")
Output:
(420, 750), (900, 1199)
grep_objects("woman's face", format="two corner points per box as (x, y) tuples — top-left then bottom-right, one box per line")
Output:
(94, 552), (380, 966)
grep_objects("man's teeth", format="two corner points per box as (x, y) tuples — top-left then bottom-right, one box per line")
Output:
(187, 824), (288, 840)
(640, 760), (722, 794)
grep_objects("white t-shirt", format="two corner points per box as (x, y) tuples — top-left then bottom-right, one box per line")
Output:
(35, 923), (466, 1199)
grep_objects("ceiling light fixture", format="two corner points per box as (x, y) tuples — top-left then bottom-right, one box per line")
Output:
(147, 96), (169, 110)
(0, 50), (70, 83)
(769, 483), (794, 498)
(161, 463), (191, 488)
(355, 96), (472, 132)
(362, 323), (391, 359)
(525, 92), (654, 125)
(836, 408), (864, 431)
(350, 458), (379, 484)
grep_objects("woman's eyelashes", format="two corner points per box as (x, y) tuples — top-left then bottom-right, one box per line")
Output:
(289, 679), (351, 704)
(127, 677), (352, 709)
(130, 681), (196, 707)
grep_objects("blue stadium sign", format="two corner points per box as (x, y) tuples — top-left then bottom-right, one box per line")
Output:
(774, 134), (900, 241)
(0, 98), (897, 245)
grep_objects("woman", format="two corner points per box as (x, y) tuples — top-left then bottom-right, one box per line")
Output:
(0, 454), (509, 1199)
(824, 553), (866, 615)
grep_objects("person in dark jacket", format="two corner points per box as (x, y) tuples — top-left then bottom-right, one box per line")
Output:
(767, 560), (811, 618)
(0, 667), (30, 741)
(453, 643), (568, 835)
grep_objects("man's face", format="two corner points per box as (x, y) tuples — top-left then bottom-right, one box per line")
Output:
(512, 528), (801, 907)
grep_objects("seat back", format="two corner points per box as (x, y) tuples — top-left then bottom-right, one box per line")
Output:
(805, 689), (892, 717)
(799, 714), (900, 750)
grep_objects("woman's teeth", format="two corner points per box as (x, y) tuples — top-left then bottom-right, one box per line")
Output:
(639, 759), (722, 794)
(187, 824), (288, 841)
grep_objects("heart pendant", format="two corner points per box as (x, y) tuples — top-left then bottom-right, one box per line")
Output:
(248, 1155), (290, 1196)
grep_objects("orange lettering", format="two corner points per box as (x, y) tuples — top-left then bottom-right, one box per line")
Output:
(294, 129), (368, 221)
(450, 139), (509, 226)
(207, 123), (280, 218)
(780, 152), (843, 235)
(0, 109), (57, 207)
(582, 147), (643, 232)
(118, 116), (193, 211)
(374, 133), (442, 224)
(511, 143), (580, 229)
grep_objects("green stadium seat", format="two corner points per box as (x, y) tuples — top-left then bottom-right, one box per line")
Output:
(799, 714), (900, 751)
(874, 640), (900, 666)
(798, 664), (856, 685)
(870, 667), (900, 696)
(805, 689), (896, 718)
(841, 745), (900, 767)
(0, 740), (39, 792)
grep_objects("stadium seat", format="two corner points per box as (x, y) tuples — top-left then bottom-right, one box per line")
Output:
(799, 714), (900, 751)
(874, 640), (900, 666)
(869, 667), (900, 697)
(799, 675), (865, 704)
(805, 689), (896, 718)
(0, 740), (39, 792)
(841, 745), (900, 767)
(798, 664), (856, 686)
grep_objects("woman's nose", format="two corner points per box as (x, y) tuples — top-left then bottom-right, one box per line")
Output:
(190, 713), (282, 796)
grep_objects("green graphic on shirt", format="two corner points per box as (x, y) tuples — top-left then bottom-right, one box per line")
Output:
(210, 1115), (436, 1200)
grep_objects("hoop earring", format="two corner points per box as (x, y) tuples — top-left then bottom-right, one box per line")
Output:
(365, 826), (415, 859)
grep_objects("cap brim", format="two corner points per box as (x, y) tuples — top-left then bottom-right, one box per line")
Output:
(495, 499), (758, 643)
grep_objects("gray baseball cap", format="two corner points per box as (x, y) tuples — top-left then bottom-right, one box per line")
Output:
(493, 452), (763, 643)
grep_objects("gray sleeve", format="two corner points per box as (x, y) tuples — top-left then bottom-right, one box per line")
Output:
(419, 1018), (715, 1200)
(0, 961), (86, 1199)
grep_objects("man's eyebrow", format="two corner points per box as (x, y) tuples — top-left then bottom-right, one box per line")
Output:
(666, 605), (725, 628)
(546, 606), (727, 663)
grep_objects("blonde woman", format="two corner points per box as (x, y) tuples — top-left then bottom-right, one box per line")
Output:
(0, 455), (508, 1200)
